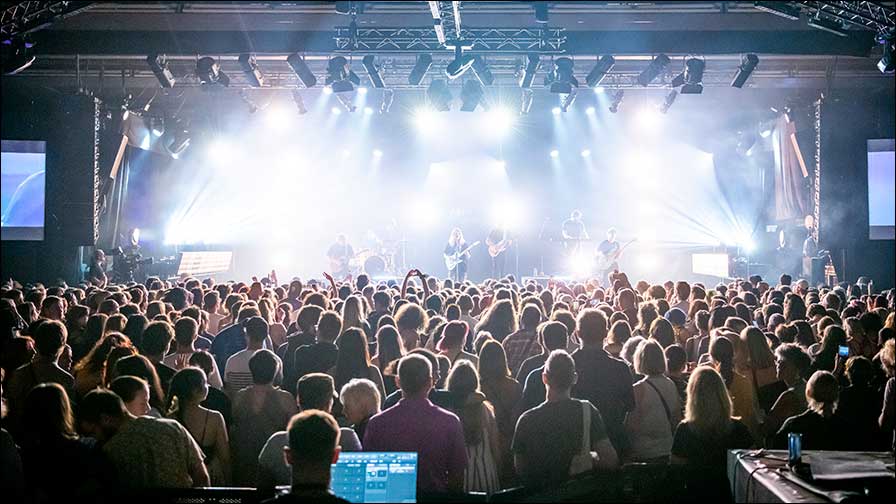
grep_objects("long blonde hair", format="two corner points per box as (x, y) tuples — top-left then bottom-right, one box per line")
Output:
(685, 366), (734, 439)
(341, 295), (367, 331)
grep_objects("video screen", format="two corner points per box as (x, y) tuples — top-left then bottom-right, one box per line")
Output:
(2, 140), (46, 240)
(868, 139), (895, 240)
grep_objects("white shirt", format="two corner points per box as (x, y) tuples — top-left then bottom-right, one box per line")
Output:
(224, 348), (282, 395)
(163, 350), (224, 389)
(625, 375), (682, 461)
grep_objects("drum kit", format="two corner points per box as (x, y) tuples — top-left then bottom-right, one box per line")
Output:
(347, 237), (409, 278)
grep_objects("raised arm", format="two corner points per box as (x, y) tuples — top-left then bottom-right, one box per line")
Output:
(401, 269), (417, 299)
(418, 270), (431, 299)
(322, 272), (338, 299)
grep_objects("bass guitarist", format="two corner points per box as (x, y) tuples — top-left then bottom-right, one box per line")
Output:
(486, 226), (512, 279)
(596, 228), (636, 283)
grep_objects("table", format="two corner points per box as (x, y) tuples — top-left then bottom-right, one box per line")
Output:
(728, 450), (895, 503)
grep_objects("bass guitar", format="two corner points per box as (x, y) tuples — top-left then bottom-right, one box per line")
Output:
(595, 239), (637, 271)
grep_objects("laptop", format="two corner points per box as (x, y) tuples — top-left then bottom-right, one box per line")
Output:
(330, 452), (417, 503)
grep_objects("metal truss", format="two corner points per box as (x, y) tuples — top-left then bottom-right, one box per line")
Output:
(334, 27), (567, 53)
(428, 1), (462, 45)
(796, 1), (895, 36)
(1, 1), (93, 40)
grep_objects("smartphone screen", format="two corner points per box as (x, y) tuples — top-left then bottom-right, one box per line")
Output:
(838, 345), (849, 357)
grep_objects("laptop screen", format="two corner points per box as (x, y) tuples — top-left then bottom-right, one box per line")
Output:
(330, 452), (417, 503)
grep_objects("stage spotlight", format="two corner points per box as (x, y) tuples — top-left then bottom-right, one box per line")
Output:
(594, 86), (605, 94)
(545, 57), (578, 94)
(446, 47), (476, 79)
(146, 53), (175, 88)
(427, 79), (453, 111)
(380, 88), (394, 113)
(586, 106), (596, 115)
(680, 58), (705, 94)
(361, 54), (386, 88)
(520, 88), (534, 115)
(326, 56), (361, 93)
(637, 54), (670, 86)
(581, 149), (591, 157)
(731, 53), (759, 88)
(534, 2), (549, 23)
(550, 149), (559, 158)
(358, 86), (368, 94)
(291, 89), (308, 115)
(585, 55), (615, 88)
(409, 54), (433, 85)
(373, 149), (383, 158)
(519, 53), (541, 88)
(364, 106), (374, 115)
(206, 138), (233, 163)
(608, 89), (625, 113)
(739, 236), (757, 254)
(238, 53), (264, 87)
(331, 107), (342, 115)
(637, 253), (659, 272)
(878, 39), (894, 74)
(196, 57), (230, 88)
(472, 56), (495, 86)
(287, 53), (317, 88)
(659, 89), (678, 114)
(753, 1), (800, 21)
(322, 86), (333, 95)
(460, 80), (486, 112)
(552, 106), (561, 115)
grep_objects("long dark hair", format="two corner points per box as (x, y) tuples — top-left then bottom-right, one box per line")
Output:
(23, 383), (76, 445)
(446, 361), (491, 445)
(374, 325), (404, 375)
(474, 299), (517, 342)
(334, 328), (372, 390)
(478, 340), (511, 383)
(123, 314), (149, 352)
(710, 336), (735, 387)
(114, 354), (166, 412)
(166, 367), (207, 425)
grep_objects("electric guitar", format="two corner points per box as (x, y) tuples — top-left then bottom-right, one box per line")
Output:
(595, 239), (637, 271)
(488, 238), (513, 257)
(444, 241), (480, 271)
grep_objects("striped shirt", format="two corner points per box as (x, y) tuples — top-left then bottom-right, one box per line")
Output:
(224, 349), (282, 395)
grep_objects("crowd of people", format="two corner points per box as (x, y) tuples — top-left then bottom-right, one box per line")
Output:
(0, 267), (894, 503)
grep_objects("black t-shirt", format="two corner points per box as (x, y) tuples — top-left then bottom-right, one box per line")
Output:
(774, 410), (848, 451)
(512, 398), (608, 487)
(521, 365), (546, 413)
(278, 332), (316, 393)
(487, 228), (506, 245)
(293, 342), (339, 382)
(671, 420), (753, 500)
(571, 347), (634, 451)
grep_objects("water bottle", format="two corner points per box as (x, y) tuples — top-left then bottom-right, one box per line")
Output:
(788, 432), (802, 466)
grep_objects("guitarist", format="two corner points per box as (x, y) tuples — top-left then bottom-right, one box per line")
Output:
(596, 228), (622, 281)
(443, 227), (470, 283)
(486, 226), (512, 279)
(327, 234), (355, 279)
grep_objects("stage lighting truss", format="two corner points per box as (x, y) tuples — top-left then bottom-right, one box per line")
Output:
(0, 1), (95, 40)
(334, 26), (566, 53)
